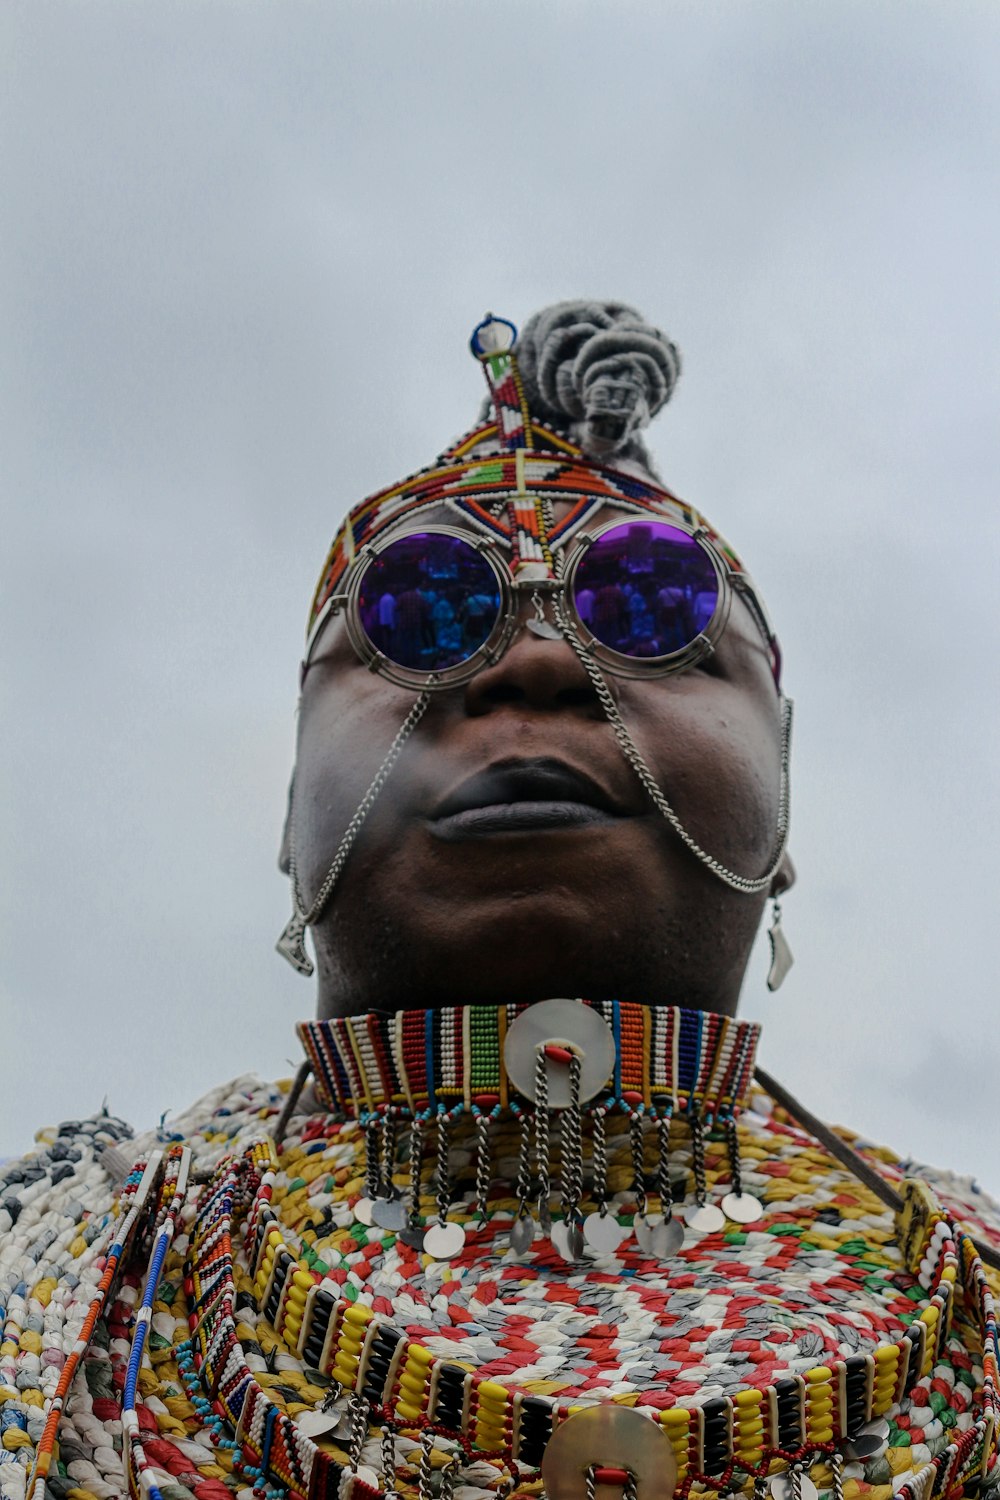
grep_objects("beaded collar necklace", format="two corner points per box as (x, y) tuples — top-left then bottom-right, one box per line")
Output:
(24, 1003), (1000, 1500)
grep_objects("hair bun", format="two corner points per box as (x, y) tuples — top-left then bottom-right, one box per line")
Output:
(516, 300), (681, 461)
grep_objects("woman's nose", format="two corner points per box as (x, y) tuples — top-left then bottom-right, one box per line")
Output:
(463, 595), (600, 714)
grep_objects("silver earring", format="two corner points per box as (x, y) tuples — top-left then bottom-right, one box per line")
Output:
(766, 896), (794, 991)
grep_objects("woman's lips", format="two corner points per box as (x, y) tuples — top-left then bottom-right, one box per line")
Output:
(429, 758), (623, 840)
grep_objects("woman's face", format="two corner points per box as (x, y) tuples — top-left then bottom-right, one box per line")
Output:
(288, 502), (789, 1019)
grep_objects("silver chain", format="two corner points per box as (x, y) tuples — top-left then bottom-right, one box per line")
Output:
(725, 1115), (743, 1197)
(285, 686), (433, 931)
(475, 1111), (492, 1222)
(533, 1048), (552, 1217)
(381, 1423), (398, 1498)
(514, 1109), (533, 1215)
(629, 1111), (648, 1219)
(592, 1104), (609, 1213)
(346, 1392), (371, 1469)
(364, 1119), (381, 1200)
(551, 590), (792, 894)
(830, 1451), (845, 1500)
(559, 1051), (584, 1225)
(656, 1113), (674, 1213)
(690, 1113), (708, 1208)
(407, 1114), (426, 1232)
(435, 1111), (452, 1224)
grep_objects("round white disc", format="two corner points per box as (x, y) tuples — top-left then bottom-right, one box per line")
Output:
(503, 999), (616, 1106)
(583, 1211), (626, 1254)
(509, 1215), (536, 1255)
(551, 1220), (586, 1262)
(686, 1202), (726, 1234)
(651, 1216), (685, 1257)
(721, 1191), (764, 1224)
(371, 1196), (408, 1230)
(422, 1220), (467, 1260)
(353, 1196), (374, 1226)
(770, 1474), (818, 1500)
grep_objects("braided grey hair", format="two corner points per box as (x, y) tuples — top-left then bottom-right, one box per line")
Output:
(513, 299), (681, 469)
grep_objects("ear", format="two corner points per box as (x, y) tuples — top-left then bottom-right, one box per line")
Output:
(769, 851), (796, 899)
(278, 771), (294, 875)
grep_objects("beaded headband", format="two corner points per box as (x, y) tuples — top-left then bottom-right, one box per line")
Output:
(306, 307), (780, 682)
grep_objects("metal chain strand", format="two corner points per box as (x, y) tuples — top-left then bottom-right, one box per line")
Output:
(726, 1115), (743, 1198)
(288, 688), (433, 927)
(381, 1423), (398, 1498)
(551, 592), (792, 894)
(435, 1111), (452, 1223)
(585, 1467), (597, 1500)
(514, 1111), (533, 1215)
(560, 1052), (584, 1224)
(624, 1474), (639, 1500)
(417, 1433), (436, 1500)
(407, 1115), (426, 1230)
(475, 1111), (492, 1222)
(534, 1049), (551, 1215)
(690, 1112), (708, 1208)
(381, 1110), (398, 1199)
(364, 1119), (381, 1201)
(657, 1113), (675, 1212)
(629, 1111), (648, 1219)
(347, 1393), (371, 1469)
(592, 1104), (609, 1212)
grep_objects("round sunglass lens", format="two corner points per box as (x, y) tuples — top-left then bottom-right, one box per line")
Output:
(357, 533), (502, 674)
(572, 521), (719, 659)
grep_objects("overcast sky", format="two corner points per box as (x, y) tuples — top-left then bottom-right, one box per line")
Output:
(3, 2), (998, 1191)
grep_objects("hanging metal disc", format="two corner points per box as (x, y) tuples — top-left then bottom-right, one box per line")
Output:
(686, 1203), (726, 1234)
(542, 1404), (677, 1500)
(551, 1220), (586, 1263)
(371, 1196), (409, 1231)
(503, 999), (616, 1107)
(354, 1196), (375, 1227)
(422, 1221), (467, 1260)
(721, 1191), (765, 1225)
(526, 617), (564, 640)
(509, 1214), (536, 1255)
(583, 1211), (626, 1255)
(651, 1216), (685, 1258)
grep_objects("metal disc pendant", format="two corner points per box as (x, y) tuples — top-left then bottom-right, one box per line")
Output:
(686, 1202), (726, 1234)
(354, 1196), (375, 1227)
(770, 1474), (818, 1500)
(721, 1191), (764, 1225)
(542, 1404), (678, 1500)
(509, 1214), (536, 1255)
(651, 1215), (685, 1258)
(583, 1211), (626, 1254)
(526, 618), (564, 640)
(634, 1216), (656, 1255)
(846, 1421), (889, 1460)
(503, 999), (616, 1106)
(296, 1409), (341, 1439)
(398, 1225), (426, 1250)
(551, 1220), (586, 1263)
(371, 1196), (408, 1231)
(422, 1221), (467, 1260)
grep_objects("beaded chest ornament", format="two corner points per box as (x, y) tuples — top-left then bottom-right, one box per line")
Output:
(277, 316), (793, 980)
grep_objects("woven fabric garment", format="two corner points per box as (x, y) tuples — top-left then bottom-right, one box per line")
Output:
(2, 1053), (999, 1500)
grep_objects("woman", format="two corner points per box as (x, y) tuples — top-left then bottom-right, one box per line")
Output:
(4, 301), (999, 1500)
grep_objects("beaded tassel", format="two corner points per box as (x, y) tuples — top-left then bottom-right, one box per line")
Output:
(686, 1112), (726, 1234)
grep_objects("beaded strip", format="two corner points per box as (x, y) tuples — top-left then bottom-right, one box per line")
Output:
(306, 428), (746, 636)
(26, 1152), (163, 1500)
(297, 1004), (761, 1123)
(182, 1137), (999, 1500)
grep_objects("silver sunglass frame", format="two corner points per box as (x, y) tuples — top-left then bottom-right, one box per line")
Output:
(304, 517), (763, 691)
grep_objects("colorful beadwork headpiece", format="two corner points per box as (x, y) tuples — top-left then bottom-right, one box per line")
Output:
(306, 301), (779, 681)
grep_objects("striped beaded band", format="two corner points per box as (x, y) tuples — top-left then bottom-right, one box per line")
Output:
(306, 424), (750, 639)
(297, 1003), (761, 1123)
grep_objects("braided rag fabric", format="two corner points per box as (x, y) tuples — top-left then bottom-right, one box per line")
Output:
(1, 1074), (999, 1500)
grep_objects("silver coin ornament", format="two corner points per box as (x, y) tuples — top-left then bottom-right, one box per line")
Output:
(542, 1404), (678, 1500)
(353, 1196), (375, 1227)
(509, 1215), (536, 1255)
(422, 1221), (467, 1260)
(551, 1220), (586, 1263)
(503, 999), (616, 1107)
(770, 1474), (818, 1500)
(583, 1211), (626, 1255)
(296, 1409), (346, 1440)
(651, 1215), (685, 1258)
(633, 1216), (657, 1256)
(721, 1191), (765, 1225)
(371, 1196), (408, 1231)
(399, 1225), (426, 1249)
(686, 1202), (726, 1234)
